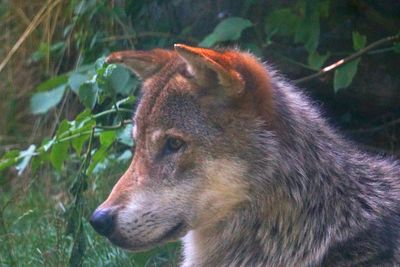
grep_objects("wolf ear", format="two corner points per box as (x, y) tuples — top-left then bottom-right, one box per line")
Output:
(106, 49), (174, 80)
(174, 44), (244, 97)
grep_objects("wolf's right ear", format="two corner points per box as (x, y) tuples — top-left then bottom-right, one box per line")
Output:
(174, 44), (244, 97)
(106, 49), (174, 80)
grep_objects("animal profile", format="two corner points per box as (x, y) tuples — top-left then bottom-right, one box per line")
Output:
(90, 44), (400, 267)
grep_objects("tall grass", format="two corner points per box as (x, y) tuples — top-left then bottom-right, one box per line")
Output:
(0, 159), (179, 266)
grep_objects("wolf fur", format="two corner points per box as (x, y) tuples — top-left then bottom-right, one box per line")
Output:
(91, 44), (400, 266)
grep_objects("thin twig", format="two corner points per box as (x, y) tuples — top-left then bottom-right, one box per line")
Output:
(94, 119), (132, 130)
(294, 35), (400, 84)
(272, 51), (316, 71)
(0, 0), (62, 74)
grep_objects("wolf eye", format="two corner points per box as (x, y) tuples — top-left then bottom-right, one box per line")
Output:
(165, 137), (185, 153)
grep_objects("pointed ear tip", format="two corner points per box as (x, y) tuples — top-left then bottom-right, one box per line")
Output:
(105, 52), (122, 64)
(174, 43), (187, 51)
(174, 44), (201, 59)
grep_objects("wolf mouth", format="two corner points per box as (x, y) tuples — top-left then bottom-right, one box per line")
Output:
(156, 220), (186, 243)
(110, 220), (186, 251)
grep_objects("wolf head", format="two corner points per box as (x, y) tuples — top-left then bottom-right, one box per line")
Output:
(90, 44), (277, 251)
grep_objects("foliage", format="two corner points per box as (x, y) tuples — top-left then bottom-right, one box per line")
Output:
(0, 0), (399, 266)
(200, 17), (253, 47)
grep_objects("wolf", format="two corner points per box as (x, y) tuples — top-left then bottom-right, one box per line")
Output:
(90, 44), (400, 266)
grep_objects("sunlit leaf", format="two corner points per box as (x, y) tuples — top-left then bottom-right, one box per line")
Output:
(30, 85), (66, 114)
(333, 58), (360, 93)
(200, 17), (252, 47)
(99, 131), (116, 147)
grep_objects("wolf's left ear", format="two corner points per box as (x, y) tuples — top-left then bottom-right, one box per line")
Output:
(106, 49), (174, 80)
(174, 44), (244, 97)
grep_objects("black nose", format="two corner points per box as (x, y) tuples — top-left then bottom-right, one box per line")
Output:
(89, 208), (115, 236)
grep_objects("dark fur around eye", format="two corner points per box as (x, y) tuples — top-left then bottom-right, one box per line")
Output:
(164, 137), (185, 154)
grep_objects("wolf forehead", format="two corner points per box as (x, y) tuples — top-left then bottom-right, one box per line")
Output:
(107, 45), (274, 135)
(133, 77), (217, 145)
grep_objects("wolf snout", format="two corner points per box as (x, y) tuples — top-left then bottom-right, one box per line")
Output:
(90, 208), (115, 236)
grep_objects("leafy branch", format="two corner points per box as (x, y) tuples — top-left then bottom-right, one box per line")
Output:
(294, 34), (400, 84)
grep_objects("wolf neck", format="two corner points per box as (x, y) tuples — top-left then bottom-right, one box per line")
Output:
(181, 197), (331, 267)
(182, 79), (364, 267)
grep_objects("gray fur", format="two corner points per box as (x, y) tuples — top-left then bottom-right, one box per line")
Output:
(94, 47), (400, 267)
(182, 68), (400, 267)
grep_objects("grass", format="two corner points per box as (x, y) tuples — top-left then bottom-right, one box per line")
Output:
(0, 160), (180, 267)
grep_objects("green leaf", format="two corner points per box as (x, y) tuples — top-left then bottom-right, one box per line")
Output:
(69, 110), (95, 156)
(68, 73), (87, 94)
(352, 32), (367, 51)
(16, 145), (36, 175)
(95, 56), (107, 70)
(318, 0), (330, 18)
(30, 85), (66, 114)
(333, 58), (361, 93)
(30, 42), (65, 63)
(294, 2), (320, 53)
(56, 119), (72, 136)
(117, 124), (134, 147)
(99, 131), (116, 147)
(200, 17), (252, 47)
(71, 133), (91, 156)
(49, 120), (72, 171)
(50, 142), (69, 172)
(264, 8), (300, 37)
(109, 65), (136, 95)
(0, 150), (20, 174)
(78, 82), (99, 109)
(36, 75), (68, 92)
(308, 51), (330, 70)
(86, 131), (117, 175)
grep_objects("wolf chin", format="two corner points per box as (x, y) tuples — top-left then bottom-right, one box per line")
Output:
(90, 44), (400, 266)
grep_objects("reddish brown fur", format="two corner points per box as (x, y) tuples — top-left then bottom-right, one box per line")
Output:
(99, 46), (276, 213)
(91, 45), (400, 266)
